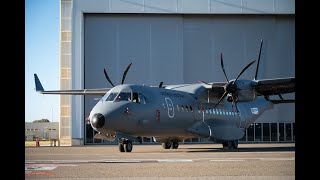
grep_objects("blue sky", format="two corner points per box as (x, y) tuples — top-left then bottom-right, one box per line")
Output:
(25, 0), (60, 122)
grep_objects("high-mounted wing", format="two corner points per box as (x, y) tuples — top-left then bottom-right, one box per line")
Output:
(253, 77), (295, 96)
(34, 74), (109, 96)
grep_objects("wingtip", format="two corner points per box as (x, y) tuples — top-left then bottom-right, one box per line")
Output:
(34, 74), (44, 92)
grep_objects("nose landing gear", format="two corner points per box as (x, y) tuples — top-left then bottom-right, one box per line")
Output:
(118, 138), (133, 152)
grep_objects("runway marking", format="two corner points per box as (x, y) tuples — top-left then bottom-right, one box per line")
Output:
(210, 159), (245, 162)
(25, 157), (294, 164)
(260, 158), (295, 161)
(104, 160), (142, 163)
(157, 159), (193, 163)
(25, 171), (55, 175)
(25, 166), (56, 171)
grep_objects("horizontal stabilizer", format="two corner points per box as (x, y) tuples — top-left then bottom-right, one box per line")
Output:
(34, 74), (44, 92)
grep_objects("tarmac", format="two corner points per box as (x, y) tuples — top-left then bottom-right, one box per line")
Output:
(25, 143), (295, 179)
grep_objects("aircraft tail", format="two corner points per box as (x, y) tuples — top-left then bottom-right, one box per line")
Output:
(34, 74), (44, 92)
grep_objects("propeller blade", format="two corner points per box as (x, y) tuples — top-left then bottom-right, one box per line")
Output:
(121, 63), (132, 84)
(278, 94), (284, 101)
(233, 60), (256, 84)
(198, 80), (211, 86)
(104, 68), (115, 87)
(254, 39), (263, 80)
(214, 91), (227, 109)
(220, 53), (229, 83)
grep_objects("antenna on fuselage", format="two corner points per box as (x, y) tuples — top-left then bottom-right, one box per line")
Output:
(159, 82), (163, 88)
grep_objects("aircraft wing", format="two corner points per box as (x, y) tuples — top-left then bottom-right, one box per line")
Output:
(34, 74), (109, 96)
(207, 77), (295, 97)
(253, 77), (295, 96)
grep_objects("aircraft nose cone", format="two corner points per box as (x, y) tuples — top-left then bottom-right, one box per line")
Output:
(91, 113), (105, 128)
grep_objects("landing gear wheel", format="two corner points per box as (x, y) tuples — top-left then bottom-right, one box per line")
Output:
(118, 143), (125, 152)
(222, 141), (233, 149)
(171, 141), (179, 149)
(124, 140), (133, 152)
(162, 141), (172, 149)
(232, 140), (238, 149)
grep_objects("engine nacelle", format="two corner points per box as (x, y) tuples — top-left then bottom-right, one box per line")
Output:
(233, 80), (257, 102)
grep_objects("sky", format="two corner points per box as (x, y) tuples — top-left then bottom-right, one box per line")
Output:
(25, 0), (60, 122)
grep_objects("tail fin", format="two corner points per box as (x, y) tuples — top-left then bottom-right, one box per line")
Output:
(34, 74), (44, 92)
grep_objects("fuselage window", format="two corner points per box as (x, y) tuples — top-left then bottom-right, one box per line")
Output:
(219, 109), (222, 115)
(198, 106), (201, 113)
(205, 107), (209, 114)
(212, 109), (215, 114)
(177, 105), (180, 111)
(190, 106), (193, 112)
(185, 106), (189, 112)
(181, 106), (184, 111)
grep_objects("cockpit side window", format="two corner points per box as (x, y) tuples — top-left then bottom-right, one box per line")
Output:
(132, 92), (149, 104)
(132, 92), (139, 103)
(114, 92), (132, 102)
(139, 93), (149, 104)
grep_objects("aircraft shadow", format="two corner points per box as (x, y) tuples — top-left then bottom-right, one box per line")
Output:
(180, 146), (295, 153)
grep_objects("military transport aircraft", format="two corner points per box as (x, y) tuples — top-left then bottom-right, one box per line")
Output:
(34, 40), (295, 152)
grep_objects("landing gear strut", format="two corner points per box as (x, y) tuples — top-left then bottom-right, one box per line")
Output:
(118, 139), (133, 152)
(222, 140), (238, 149)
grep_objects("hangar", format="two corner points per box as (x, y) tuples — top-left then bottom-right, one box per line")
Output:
(59, 0), (295, 146)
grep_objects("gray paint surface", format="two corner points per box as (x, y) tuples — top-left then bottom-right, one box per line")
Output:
(84, 14), (294, 129)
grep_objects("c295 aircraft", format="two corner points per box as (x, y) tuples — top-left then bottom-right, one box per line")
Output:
(34, 40), (295, 152)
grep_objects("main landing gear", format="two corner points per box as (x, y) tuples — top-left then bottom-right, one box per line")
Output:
(118, 138), (133, 152)
(222, 140), (238, 150)
(162, 141), (179, 149)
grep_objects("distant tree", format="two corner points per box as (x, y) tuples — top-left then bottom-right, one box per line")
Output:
(33, 119), (50, 123)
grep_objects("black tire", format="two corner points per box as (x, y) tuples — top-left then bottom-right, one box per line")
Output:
(172, 141), (179, 149)
(118, 143), (125, 152)
(124, 140), (133, 152)
(222, 141), (233, 149)
(232, 140), (238, 149)
(162, 141), (171, 149)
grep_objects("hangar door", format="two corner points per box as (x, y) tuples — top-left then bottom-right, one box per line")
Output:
(84, 14), (184, 144)
(84, 14), (294, 144)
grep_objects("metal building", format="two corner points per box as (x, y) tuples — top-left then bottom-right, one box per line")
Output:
(60, 0), (295, 146)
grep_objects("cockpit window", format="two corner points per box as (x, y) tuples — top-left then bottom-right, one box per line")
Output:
(138, 93), (149, 104)
(115, 92), (132, 102)
(105, 92), (118, 101)
(132, 92), (149, 104)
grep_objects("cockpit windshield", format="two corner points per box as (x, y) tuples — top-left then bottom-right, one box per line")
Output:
(101, 87), (148, 103)
(114, 92), (132, 102)
(105, 92), (118, 101)
(102, 90), (133, 102)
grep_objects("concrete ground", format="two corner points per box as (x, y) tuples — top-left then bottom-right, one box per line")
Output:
(25, 143), (295, 180)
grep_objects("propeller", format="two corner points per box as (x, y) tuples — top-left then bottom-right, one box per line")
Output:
(214, 53), (256, 111)
(104, 63), (132, 87)
(198, 39), (264, 112)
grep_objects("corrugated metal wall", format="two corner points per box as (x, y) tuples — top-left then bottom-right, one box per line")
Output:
(83, 14), (294, 143)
